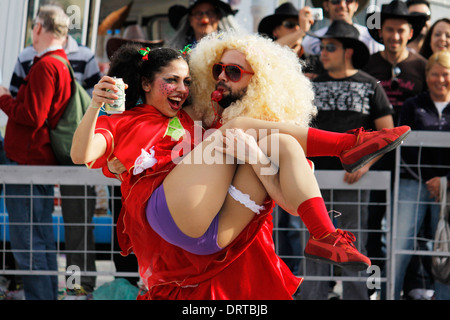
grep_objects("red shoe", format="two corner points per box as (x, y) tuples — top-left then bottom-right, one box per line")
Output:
(340, 126), (410, 173)
(304, 229), (371, 271)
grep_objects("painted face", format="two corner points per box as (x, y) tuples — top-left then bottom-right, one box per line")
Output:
(189, 2), (219, 41)
(426, 62), (450, 102)
(431, 21), (450, 53)
(214, 49), (254, 109)
(144, 59), (191, 118)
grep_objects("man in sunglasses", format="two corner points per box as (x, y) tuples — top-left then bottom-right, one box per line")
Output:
(302, 0), (384, 56)
(406, 0), (432, 54)
(167, 0), (239, 50)
(258, 2), (323, 79)
(257, 3), (314, 59)
(296, 20), (394, 300)
(107, 30), (414, 299)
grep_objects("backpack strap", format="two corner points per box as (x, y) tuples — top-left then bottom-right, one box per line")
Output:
(50, 54), (75, 78)
(46, 54), (75, 129)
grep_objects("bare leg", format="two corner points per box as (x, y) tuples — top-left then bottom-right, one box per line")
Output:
(216, 128), (335, 239)
(163, 123), (405, 255)
(225, 130), (371, 270)
(164, 128), (268, 240)
(222, 117), (309, 151)
(216, 164), (268, 247)
(164, 128), (325, 248)
(222, 117), (410, 173)
(254, 133), (322, 214)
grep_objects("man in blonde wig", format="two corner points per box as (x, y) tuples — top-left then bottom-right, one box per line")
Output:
(101, 30), (411, 299)
(187, 30), (409, 274)
(189, 31), (317, 128)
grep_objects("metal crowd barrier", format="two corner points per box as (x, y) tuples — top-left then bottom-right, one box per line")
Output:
(2, 130), (449, 300)
(1, 165), (391, 299)
(390, 131), (450, 300)
(0, 165), (139, 288)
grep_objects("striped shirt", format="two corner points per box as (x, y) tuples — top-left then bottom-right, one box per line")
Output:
(9, 35), (101, 97)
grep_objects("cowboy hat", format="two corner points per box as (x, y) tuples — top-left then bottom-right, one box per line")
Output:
(366, 0), (427, 44)
(257, 2), (299, 38)
(311, 0), (369, 19)
(168, 0), (237, 30)
(308, 20), (370, 69)
(106, 37), (164, 60)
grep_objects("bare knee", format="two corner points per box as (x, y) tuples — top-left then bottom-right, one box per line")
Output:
(258, 133), (305, 159)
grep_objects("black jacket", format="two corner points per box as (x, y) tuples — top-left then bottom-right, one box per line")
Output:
(398, 91), (450, 181)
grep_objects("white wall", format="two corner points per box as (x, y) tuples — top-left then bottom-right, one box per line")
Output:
(0, 0), (28, 131)
(0, 0), (28, 88)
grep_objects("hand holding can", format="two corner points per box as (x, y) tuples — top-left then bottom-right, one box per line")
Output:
(105, 77), (126, 114)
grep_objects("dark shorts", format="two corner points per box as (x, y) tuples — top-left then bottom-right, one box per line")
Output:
(146, 184), (222, 255)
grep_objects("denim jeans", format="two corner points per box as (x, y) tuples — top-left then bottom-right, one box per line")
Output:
(4, 159), (58, 300)
(394, 178), (450, 300)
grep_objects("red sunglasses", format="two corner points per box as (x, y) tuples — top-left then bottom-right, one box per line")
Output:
(212, 63), (254, 82)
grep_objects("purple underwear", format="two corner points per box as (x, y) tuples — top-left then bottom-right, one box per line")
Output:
(146, 183), (222, 255)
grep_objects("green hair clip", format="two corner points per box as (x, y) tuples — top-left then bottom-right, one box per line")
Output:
(139, 47), (151, 60)
(179, 44), (192, 56)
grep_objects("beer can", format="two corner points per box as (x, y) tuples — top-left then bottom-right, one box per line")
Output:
(105, 77), (126, 114)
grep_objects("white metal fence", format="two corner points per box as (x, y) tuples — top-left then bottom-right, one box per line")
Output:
(390, 131), (450, 300)
(0, 165), (139, 297)
(1, 131), (449, 300)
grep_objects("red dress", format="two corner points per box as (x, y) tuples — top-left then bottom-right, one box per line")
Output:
(90, 104), (301, 299)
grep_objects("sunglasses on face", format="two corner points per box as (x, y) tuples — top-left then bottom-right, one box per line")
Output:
(281, 20), (299, 29)
(329, 0), (355, 5)
(212, 63), (254, 82)
(410, 11), (431, 21)
(320, 43), (342, 52)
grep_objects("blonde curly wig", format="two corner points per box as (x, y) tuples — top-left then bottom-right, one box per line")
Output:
(188, 30), (317, 128)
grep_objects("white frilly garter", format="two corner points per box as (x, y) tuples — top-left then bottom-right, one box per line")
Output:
(228, 185), (265, 214)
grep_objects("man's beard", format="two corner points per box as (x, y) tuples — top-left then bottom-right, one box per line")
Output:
(218, 87), (247, 109)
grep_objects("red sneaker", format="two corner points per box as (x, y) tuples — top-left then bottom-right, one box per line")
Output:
(340, 126), (410, 173)
(304, 229), (371, 271)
